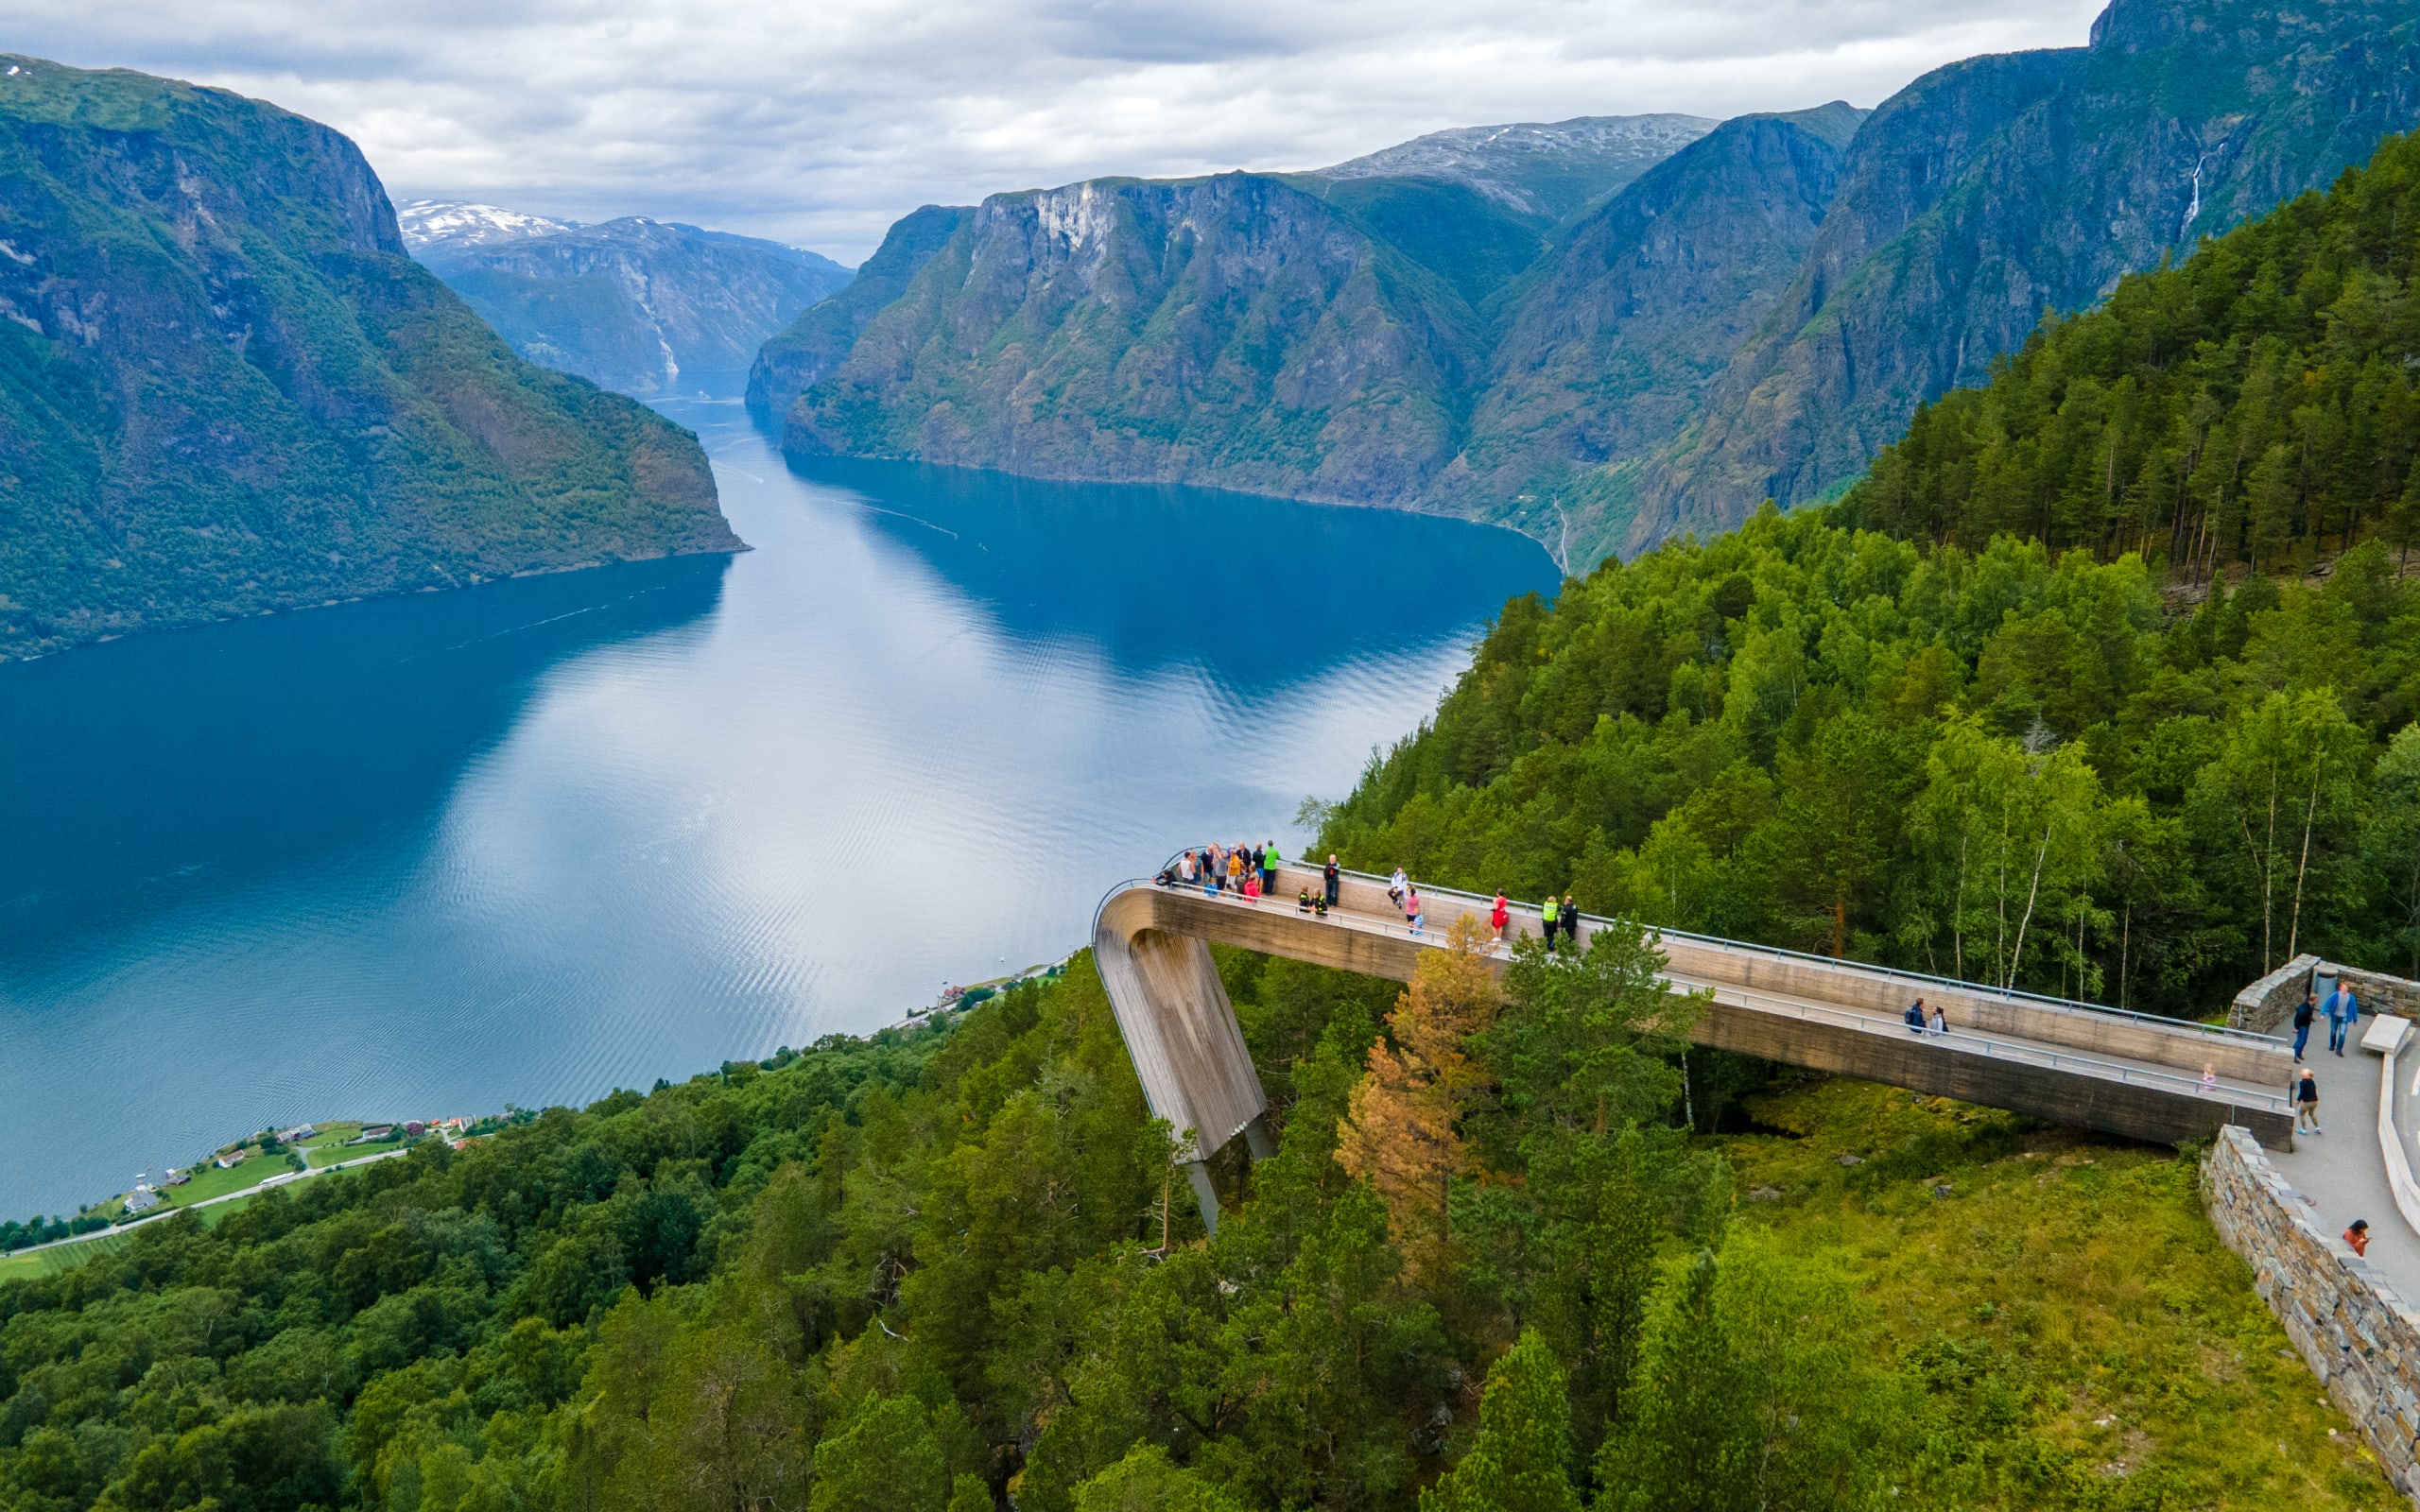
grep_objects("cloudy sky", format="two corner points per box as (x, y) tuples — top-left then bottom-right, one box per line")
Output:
(10, 0), (2103, 262)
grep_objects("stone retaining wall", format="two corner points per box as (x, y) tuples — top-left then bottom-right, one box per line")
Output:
(2345, 967), (2420, 1021)
(2204, 1126), (2420, 1502)
(2229, 954), (2322, 1033)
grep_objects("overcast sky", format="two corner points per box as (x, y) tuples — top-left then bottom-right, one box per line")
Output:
(9, 0), (2104, 262)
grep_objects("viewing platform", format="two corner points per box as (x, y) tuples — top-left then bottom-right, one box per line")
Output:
(1094, 859), (2298, 1216)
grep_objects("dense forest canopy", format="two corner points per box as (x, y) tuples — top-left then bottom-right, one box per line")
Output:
(1843, 130), (2420, 575)
(0, 936), (2385, 1512)
(1317, 512), (2420, 1013)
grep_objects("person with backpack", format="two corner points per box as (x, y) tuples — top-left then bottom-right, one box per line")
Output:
(1323, 855), (1341, 908)
(2292, 990), (2317, 1059)
(1542, 894), (1561, 950)
(2327, 977), (2362, 1056)
(1905, 997), (1928, 1036)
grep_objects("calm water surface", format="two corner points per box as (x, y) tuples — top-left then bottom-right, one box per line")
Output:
(0, 393), (1555, 1215)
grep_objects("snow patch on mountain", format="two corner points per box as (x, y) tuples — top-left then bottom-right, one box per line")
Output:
(397, 200), (580, 254)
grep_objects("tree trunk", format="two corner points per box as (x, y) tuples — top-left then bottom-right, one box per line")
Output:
(2007, 825), (2053, 989)
(2287, 736), (2327, 962)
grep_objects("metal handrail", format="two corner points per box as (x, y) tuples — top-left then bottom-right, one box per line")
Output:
(1119, 868), (2290, 1114)
(1153, 848), (2274, 1046)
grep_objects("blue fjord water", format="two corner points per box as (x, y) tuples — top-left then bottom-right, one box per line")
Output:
(0, 392), (1556, 1216)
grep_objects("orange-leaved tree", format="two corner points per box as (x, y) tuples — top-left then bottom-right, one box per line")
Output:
(1336, 915), (1500, 1278)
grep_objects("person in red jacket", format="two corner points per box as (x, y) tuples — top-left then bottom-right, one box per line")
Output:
(1490, 891), (1510, 943)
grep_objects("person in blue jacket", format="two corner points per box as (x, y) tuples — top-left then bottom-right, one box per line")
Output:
(2326, 977), (2362, 1056)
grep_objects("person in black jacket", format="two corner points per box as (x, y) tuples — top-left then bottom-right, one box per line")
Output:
(2292, 990), (2317, 1059)
(1323, 856), (1341, 908)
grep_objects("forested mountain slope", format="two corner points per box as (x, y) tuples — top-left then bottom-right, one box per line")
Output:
(1841, 129), (2420, 575)
(1626, 0), (2420, 557)
(1433, 104), (1865, 557)
(0, 946), (2387, 1512)
(777, 118), (1720, 509)
(746, 205), (969, 424)
(411, 212), (851, 395)
(0, 60), (737, 661)
(786, 172), (1486, 505)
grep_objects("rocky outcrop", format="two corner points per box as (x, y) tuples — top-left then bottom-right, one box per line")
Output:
(0, 58), (739, 660)
(1626, 0), (2420, 554)
(414, 214), (851, 393)
(746, 204), (967, 424)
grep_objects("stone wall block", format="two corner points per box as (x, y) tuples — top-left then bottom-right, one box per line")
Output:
(2206, 1124), (2420, 1506)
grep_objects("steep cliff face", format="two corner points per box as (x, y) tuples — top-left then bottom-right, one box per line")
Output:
(786, 174), (1482, 505)
(413, 213), (851, 393)
(776, 120), (1722, 507)
(745, 204), (967, 424)
(0, 59), (738, 660)
(1627, 0), (2420, 552)
(1433, 104), (1865, 561)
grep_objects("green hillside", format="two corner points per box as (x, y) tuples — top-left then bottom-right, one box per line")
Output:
(0, 953), (2390, 1512)
(0, 59), (737, 661)
(1845, 129), (2420, 574)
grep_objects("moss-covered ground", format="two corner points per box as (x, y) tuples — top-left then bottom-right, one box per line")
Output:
(1727, 1077), (2394, 1507)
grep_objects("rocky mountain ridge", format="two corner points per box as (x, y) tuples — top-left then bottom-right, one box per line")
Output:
(767, 0), (2420, 569)
(0, 58), (738, 660)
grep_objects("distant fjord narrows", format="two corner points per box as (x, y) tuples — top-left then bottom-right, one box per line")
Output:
(0, 59), (740, 661)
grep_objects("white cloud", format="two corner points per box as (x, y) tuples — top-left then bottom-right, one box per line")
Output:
(1, 0), (2105, 261)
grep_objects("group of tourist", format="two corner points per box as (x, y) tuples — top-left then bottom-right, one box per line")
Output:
(1166, 842), (1284, 899)
(2289, 978), (2365, 1138)
(2290, 978), (2365, 1063)
(1158, 848), (1588, 951)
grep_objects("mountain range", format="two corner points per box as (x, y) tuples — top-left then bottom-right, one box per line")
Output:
(404, 204), (853, 394)
(766, 0), (2420, 569)
(0, 60), (739, 660)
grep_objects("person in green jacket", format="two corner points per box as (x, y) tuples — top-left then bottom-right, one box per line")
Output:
(1260, 843), (1279, 897)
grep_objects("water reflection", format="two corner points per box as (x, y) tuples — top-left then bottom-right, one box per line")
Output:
(0, 557), (730, 958)
(0, 393), (1555, 1215)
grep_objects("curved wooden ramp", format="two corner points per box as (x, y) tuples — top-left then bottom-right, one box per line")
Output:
(1095, 862), (2296, 1222)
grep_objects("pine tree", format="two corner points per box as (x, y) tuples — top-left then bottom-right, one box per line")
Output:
(1594, 1250), (1744, 1512)
(1422, 1330), (1582, 1512)
(1335, 916), (1500, 1276)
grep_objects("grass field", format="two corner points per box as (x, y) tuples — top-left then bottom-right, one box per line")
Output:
(1730, 1077), (2394, 1506)
(0, 1228), (131, 1281)
(156, 1149), (296, 1208)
